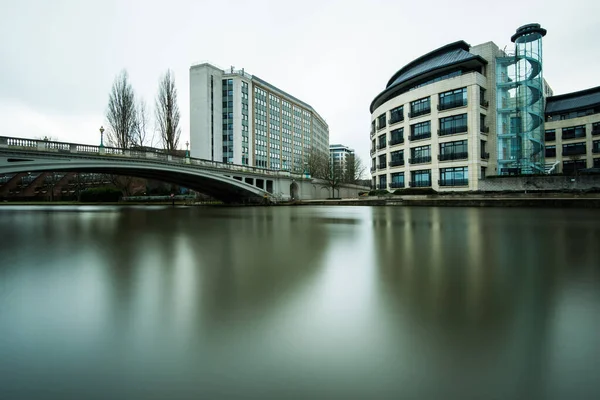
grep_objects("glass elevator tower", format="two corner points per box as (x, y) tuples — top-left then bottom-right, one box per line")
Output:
(496, 24), (547, 175)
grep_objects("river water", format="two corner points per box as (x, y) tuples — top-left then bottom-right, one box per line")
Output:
(0, 205), (599, 399)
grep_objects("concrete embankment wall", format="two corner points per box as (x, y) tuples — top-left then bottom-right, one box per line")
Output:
(478, 175), (600, 192)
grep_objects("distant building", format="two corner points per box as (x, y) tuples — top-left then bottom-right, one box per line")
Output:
(189, 63), (329, 173)
(544, 86), (600, 173)
(329, 144), (355, 175)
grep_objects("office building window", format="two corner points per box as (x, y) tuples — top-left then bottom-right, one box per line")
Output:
(390, 172), (404, 188)
(438, 140), (467, 161)
(545, 129), (556, 142)
(439, 114), (467, 136)
(378, 134), (387, 149)
(562, 142), (586, 156)
(410, 97), (430, 118)
(390, 106), (404, 124)
(389, 128), (404, 146)
(545, 145), (556, 158)
(439, 87), (467, 110)
(562, 125), (586, 140)
(563, 160), (586, 175)
(439, 166), (468, 186)
(389, 150), (404, 167)
(410, 145), (431, 164)
(410, 169), (431, 187)
(410, 121), (431, 140)
(378, 174), (387, 189)
(377, 113), (386, 130)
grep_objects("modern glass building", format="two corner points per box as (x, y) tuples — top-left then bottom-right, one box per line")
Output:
(190, 63), (329, 172)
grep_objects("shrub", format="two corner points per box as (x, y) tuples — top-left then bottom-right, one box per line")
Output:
(80, 187), (122, 202)
(393, 188), (438, 195)
(368, 189), (389, 196)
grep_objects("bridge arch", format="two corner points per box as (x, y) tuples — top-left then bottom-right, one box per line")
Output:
(0, 156), (270, 203)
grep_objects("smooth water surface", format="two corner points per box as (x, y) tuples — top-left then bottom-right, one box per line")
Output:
(0, 205), (599, 399)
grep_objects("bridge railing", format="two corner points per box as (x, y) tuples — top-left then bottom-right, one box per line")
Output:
(0, 135), (301, 179)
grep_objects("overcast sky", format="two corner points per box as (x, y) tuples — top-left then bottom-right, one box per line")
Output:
(1, 0), (598, 165)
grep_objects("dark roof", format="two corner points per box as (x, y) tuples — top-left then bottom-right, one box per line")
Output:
(370, 41), (487, 113)
(545, 86), (600, 114)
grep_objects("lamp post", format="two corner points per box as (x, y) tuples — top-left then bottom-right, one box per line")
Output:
(99, 126), (105, 148)
(185, 141), (190, 158)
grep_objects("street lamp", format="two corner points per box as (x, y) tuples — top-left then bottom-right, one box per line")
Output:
(99, 126), (105, 148)
(185, 141), (190, 158)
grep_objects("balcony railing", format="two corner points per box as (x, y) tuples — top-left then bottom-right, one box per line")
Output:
(370, 148), (376, 155)
(438, 99), (467, 111)
(377, 124), (386, 131)
(439, 178), (469, 187)
(389, 138), (404, 146)
(562, 147), (586, 156)
(409, 180), (431, 188)
(377, 142), (387, 150)
(481, 152), (490, 159)
(438, 152), (468, 161)
(438, 126), (468, 136)
(480, 100), (489, 108)
(378, 163), (387, 169)
(409, 132), (431, 141)
(480, 126), (490, 134)
(390, 182), (405, 189)
(409, 156), (432, 164)
(370, 167), (376, 173)
(408, 108), (431, 118)
(388, 159), (405, 167)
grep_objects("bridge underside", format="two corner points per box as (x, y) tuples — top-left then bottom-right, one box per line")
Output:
(0, 157), (268, 203)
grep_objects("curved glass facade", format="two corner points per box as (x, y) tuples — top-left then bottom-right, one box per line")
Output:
(496, 24), (547, 174)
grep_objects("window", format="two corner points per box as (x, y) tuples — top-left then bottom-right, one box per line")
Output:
(378, 174), (387, 189)
(439, 140), (467, 161)
(545, 129), (556, 142)
(480, 114), (488, 133)
(439, 87), (467, 110)
(481, 140), (489, 159)
(389, 128), (404, 146)
(371, 139), (376, 153)
(378, 134), (387, 149)
(389, 150), (404, 167)
(410, 121), (431, 140)
(562, 125), (586, 140)
(371, 120), (375, 135)
(378, 154), (387, 169)
(563, 160), (586, 175)
(390, 172), (405, 188)
(410, 145), (431, 164)
(439, 114), (467, 136)
(410, 169), (431, 187)
(593, 122), (600, 136)
(545, 145), (556, 158)
(593, 140), (600, 153)
(410, 97), (430, 118)
(480, 87), (488, 107)
(377, 113), (386, 130)
(594, 158), (600, 168)
(390, 106), (404, 124)
(562, 142), (586, 156)
(480, 166), (487, 179)
(439, 167), (468, 186)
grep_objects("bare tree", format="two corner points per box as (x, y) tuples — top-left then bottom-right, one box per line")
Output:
(106, 70), (137, 149)
(132, 99), (155, 148)
(307, 149), (344, 198)
(155, 70), (181, 152)
(343, 154), (366, 185)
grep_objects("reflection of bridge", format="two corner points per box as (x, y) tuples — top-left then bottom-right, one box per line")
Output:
(0, 136), (313, 203)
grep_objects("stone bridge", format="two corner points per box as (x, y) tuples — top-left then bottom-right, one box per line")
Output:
(0, 137), (366, 203)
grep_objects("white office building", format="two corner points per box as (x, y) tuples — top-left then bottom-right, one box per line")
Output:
(190, 63), (329, 172)
(330, 144), (355, 175)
